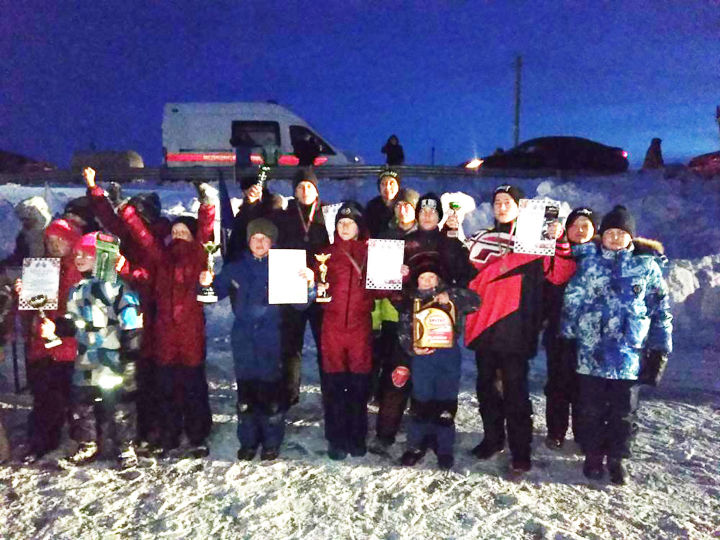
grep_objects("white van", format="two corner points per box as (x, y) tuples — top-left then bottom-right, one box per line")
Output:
(162, 102), (362, 167)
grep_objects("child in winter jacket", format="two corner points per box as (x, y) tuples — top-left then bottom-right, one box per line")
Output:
(561, 205), (672, 485)
(50, 232), (143, 468)
(398, 253), (480, 470)
(214, 218), (315, 461)
(121, 183), (216, 457)
(316, 202), (378, 460)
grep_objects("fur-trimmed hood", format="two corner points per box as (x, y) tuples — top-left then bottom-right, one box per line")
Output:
(14, 196), (51, 230)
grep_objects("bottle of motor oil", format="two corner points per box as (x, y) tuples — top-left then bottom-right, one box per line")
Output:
(413, 297), (456, 349)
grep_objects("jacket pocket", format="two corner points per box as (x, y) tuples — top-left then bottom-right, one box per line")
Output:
(624, 316), (651, 348)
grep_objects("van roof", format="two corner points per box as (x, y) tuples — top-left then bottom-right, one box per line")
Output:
(164, 102), (307, 124)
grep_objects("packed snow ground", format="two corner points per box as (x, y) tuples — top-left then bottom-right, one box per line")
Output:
(1, 171), (719, 539)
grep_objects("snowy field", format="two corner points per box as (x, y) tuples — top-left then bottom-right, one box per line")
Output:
(1, 171), (719, 539)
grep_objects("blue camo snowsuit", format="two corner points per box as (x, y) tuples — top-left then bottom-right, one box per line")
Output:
(560, 241), (672, 459)
(399, 286), (480, 457)
(560, 242), (673, 379)
(214, 252), (312, 451)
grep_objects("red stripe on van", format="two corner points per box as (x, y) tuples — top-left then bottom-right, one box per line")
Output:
(166, 152), (236, 163)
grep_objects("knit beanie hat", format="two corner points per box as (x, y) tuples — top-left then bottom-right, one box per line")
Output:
(335, 201), (365, 229)
(417, 192), (443, 222)
(409, 251), (446, 285)
(172, 215), (198, 238)
(129, 192), (162, 225)
(246, 217), (279, 244)
(493, 184), (524, 205)
(74, 232), (98, 257)
(63, 196), (95, 225)
(44, 218), (82, 246)
(565, 207), (598, 233)
(394, 188), (420, 209)
(377, 169), (401, 190)
(293, 168), (318, 191)
(600, 205), (636, 238)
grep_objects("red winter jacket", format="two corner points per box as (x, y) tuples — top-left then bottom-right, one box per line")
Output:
(122, 203), (215, 367)
(464, 226), (576, 358)
(26, 254), (81, 363)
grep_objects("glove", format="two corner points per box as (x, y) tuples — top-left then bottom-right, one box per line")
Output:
(637, 350), (668, 386)
(194, 182), (218, 205)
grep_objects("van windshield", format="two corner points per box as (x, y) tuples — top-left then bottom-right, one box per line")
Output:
(290, 125), (336, 156)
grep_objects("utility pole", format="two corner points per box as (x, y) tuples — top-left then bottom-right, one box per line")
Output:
(513, 55), (522, 147)
(716, 105), (720, 146)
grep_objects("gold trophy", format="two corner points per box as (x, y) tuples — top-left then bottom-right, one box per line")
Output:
(314, 253), (332, 303)
(412, 297), (456, 349)
(197, 242), (221, 303)
(28, 294), (62, 349)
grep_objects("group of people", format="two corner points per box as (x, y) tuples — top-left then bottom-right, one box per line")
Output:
(0, 166), (672, 485)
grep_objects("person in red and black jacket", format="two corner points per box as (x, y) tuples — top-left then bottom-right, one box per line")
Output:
(464, 185), (576, 473)
(84, 167), (172, 451)
(121, 183), (216, 457)
(20, 219), (82, 463)
(272, 168), (329, 409)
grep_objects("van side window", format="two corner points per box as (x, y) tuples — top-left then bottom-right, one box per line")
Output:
(290, 125), (336, 156)
(230, 121), (280, 148)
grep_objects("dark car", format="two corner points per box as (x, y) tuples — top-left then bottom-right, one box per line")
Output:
(465, 136), (629, 173)
(688, 151), (720, 178)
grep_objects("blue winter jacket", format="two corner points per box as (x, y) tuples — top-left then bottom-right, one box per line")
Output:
(560, 241), (672, 380)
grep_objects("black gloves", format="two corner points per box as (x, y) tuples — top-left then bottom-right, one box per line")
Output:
(637, 350), (668, 386)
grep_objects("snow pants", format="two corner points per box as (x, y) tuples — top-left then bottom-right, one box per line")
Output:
(236, 378), (285, 451)
(28, 359), (73, 455)
(407, 347), (461, 457)
(156, 364), (212, 448)
(322, 373), (370, 453)
(475, 350), (533, 461)
(544, 337), (580, 443)
(280, 303), (323, 408)
(0, 417), (9, 462)
(69, 385), (136, 454)
(370, 321), (398, 402)
(375, 336), (411, 444)
(577, 374), (639, 459)
(135, 356), (161, 445)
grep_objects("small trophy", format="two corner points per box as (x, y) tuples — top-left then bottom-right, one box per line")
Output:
(412, 298), (456, 349)
(197, 242), (221, 303)
(28, 294), (62, 349)
(94, 232), (121, 282)
(314, 253), (332, 303)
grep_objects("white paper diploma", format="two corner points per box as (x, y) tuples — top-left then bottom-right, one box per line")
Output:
(366, 239), (405, 290)
(268, 249), (308, 304)
(514, 198), (560, 256)
(20, 258), (61, 310)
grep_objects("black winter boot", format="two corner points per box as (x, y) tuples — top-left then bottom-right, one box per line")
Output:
(470, 439), (505, 460)
(607, 458), (626, 485)
(65, 442), (99, 466)
(583, 454), (604, 480)
(400, 449), (425, 467)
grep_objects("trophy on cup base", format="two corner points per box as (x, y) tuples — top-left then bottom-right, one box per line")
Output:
(314, 253), (332, 303)
(28, 294), (62, 349)
(197, 242), (221, 303)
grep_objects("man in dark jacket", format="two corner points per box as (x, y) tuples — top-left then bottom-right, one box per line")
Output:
(273, 168), (329, 407)
(381, 135), (405, 166)
(365, 170), (401, 238)
(464, 185), (576, 473)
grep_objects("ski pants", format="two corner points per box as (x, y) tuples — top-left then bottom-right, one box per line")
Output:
(236, 378), (285, 450)
(375, 339), (411, 444)
(322, 372), (370, 452)
(544, 337), (580, 443)
(69, 385), (136, 454)
(156, 364), (212, 448)
(135, 356), (161, 444)
(28, 359), (73, 455)
(280, 303), (323, 408)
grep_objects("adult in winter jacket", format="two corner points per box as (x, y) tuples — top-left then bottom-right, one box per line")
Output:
(381, 135), (405, 166)
(121, 184), (216, 456)
(215, 218), (315, 461)
(315, 202), (379, 460)
(84, 167), (171, 450)
(561, 205), (672, 484)
(397, 254), (480, 470)
(272, 168), (329, 408)
(365, 170), (401, 238)
(464, 184), (575, 473)
(0, 196), (51, 270)
(0, 277), (14, 463)
(21, 219), (82, 463)
(51, 232), (143, 468)
(642, 138), (664, 170)
(542, 207), (599, 450)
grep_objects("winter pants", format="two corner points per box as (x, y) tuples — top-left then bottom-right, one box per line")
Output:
(236, 379), (285, 451)
(0, 418), (9, 462)
(475, 350), (533, 461)
(407, 347), (461, 457)
(322, 373), (370, 452)
(280, 303), (323, 408)
(544, 337), (579, 443)
(577, 374), (639, 459)
(28, 359), (73, 455)
(156, 364), (213, 448)
(370, 321), (398, 402)
(69, 385), (136, 454)
(375, 341), (411, 444)
(135, 357), (161, 444)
